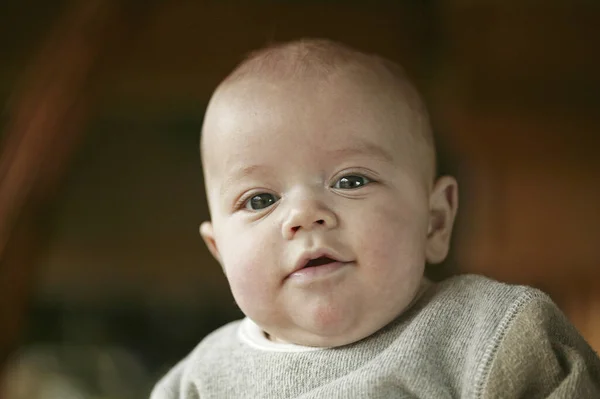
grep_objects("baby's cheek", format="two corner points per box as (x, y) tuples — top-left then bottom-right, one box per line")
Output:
(220, 238), (277, 315)
(360, 206), (424, 270)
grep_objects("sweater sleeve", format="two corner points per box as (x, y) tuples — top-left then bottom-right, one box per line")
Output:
(480, 291), (600, 399)
(150, 356), (200, 399)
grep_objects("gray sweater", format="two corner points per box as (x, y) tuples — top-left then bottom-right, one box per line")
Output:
(151, 275), (600, 398)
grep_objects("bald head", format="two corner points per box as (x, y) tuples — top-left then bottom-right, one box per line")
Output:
(225, 39), (376, 82)
(202, 39), (436, 185)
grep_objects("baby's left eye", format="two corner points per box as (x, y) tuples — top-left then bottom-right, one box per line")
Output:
(332, 175), (371, 190)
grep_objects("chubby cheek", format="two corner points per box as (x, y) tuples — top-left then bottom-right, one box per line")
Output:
(216, 226), (279, 318)
(355, 202), (427, 285)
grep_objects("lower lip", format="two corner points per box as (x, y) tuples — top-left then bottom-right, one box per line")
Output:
(287, 261), (351, 282)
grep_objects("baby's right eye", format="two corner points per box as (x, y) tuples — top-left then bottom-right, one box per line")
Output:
(244, 193), (280, 211)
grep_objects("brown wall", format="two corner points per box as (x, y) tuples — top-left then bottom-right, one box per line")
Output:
(2, 1), (599, 352)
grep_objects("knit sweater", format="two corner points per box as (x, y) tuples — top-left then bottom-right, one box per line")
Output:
(150, 275), (600, 398)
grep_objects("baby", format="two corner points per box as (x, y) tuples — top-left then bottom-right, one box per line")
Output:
(152, 39), (600, 398)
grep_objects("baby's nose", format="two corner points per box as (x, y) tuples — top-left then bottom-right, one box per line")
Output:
(281, 200), (337, 240)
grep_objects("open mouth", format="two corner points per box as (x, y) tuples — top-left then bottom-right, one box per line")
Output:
(287, 251), (350, 281)
(304, 256), (337, 268)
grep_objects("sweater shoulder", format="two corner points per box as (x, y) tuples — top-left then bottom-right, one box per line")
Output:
(185, 319), (243, 366)
(409, 274), (548, 397)
(432, 274), (545, 315)
(440, 275), (557, 391)
(427, 274), (550, 355)
(150, 319), (243, 398)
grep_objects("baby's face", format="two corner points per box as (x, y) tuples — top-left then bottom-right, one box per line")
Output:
(201, 73), (435, 347)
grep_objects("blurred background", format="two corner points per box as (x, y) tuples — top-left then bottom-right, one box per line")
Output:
(0, 0), (599, 397)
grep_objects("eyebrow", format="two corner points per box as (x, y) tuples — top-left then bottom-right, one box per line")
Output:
(220, 164), (271, 198)
(218, 141), (394, 198)
(327, 141), (395, 164)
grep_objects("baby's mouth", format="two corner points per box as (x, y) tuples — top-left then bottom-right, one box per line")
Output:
(303, 256), (336, 268)
(287, 250), (350, 280)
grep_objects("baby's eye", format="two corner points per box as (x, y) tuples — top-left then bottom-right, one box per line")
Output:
(332, 175), (371, 190)
(244, 193), (279, 211)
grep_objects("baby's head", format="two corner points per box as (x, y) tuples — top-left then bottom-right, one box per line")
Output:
(199, 39), (458, 347)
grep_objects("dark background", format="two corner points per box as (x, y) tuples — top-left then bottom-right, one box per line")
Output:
(0, 1), (599, 398)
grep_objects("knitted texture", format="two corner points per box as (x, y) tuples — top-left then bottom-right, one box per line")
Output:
(151, 275), (600, 398)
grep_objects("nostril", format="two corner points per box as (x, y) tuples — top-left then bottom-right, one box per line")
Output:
(288, 220), (326, 235)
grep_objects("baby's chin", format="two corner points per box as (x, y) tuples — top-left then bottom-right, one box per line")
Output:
(260, 288), (430, 347)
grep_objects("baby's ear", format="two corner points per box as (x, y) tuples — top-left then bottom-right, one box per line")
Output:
(199, 221), (221, 263)
(425, 176), (459, 264)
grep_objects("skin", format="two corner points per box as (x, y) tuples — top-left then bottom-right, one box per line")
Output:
(199, 68), (458, 348)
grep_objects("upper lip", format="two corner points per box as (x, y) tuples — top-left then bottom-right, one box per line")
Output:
(288, 248), (349, 276)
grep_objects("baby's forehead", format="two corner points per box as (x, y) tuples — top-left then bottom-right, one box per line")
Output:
(212, 63), (421, 132)
(202, 40), (436, 183)
(206, 70), (415, 146)
(203, 91), (431, 189)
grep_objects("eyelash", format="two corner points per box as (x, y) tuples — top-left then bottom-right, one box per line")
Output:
(240, 192), (280, 211)
(330, 174), (372, 190)
(235, 172), (376, 212)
